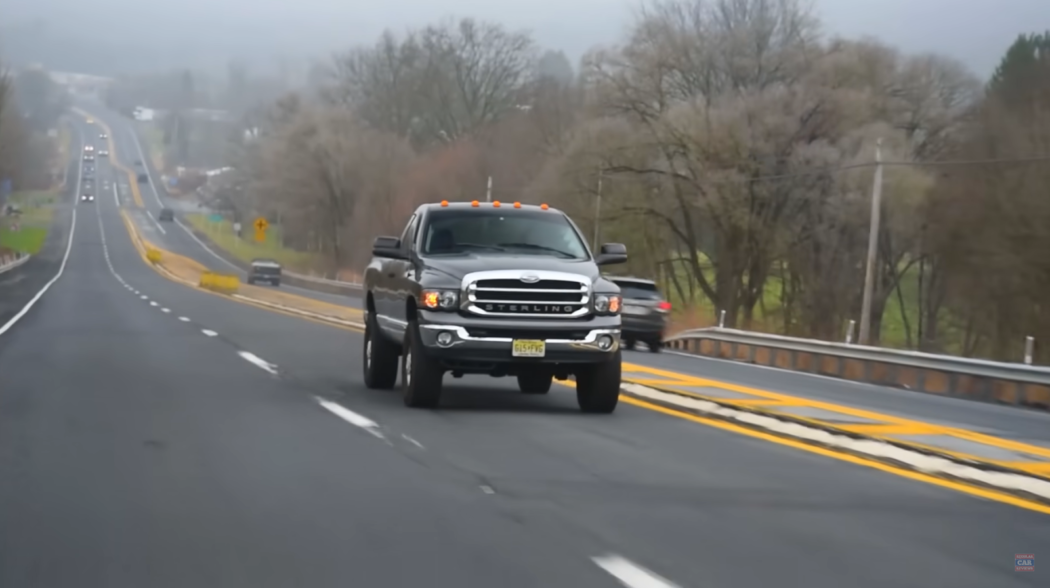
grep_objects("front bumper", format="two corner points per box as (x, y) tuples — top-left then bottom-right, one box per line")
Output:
(417, 311), (621, 365)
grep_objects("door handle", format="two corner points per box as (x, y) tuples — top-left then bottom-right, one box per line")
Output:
(386, 273), (395, 278)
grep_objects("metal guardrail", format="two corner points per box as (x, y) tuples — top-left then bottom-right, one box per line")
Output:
(281, 270), (362, 290)
(663, 328), (1050, 410)
(0, 251), (30, 275)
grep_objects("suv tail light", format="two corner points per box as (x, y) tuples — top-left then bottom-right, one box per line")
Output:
(657, 301), (672, 311)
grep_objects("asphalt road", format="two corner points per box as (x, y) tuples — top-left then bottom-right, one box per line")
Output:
(84, 104), (359, 308)
(84, 102), (1050, 446)
(1, 116), (1045, 587)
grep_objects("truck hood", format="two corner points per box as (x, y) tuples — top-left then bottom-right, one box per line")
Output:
(423, 254), (601, 282)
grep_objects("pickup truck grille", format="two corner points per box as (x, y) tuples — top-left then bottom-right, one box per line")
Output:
(464, 271), (591, 318)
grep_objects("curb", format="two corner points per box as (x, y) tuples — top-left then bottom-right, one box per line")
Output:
(0, 252), (31, 276)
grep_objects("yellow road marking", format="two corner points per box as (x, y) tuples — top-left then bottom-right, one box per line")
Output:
(616, 395), (1050, 516)
(622, 362), (1050, 461)
(838, 424), (945, 435)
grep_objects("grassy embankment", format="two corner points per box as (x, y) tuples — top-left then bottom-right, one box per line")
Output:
(664, 256), (959, 352)
(0, 126), (70, 255)
(184, 214), (333, 275)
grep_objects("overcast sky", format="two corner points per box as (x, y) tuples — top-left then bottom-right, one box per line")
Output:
(3, 0), (1048, 78)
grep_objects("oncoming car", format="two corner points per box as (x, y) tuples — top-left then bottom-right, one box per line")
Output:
(246, 259), (282, 286)
(98, 149), (109, 157)
(80, 193), (95, 203)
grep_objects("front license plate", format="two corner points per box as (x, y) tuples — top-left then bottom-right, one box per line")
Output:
(512, 339), (546, 358)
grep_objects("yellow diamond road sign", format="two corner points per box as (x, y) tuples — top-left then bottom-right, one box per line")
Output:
(254, 217), (269, 231)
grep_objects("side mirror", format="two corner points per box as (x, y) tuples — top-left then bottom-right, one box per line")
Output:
(595, 243), (627, 266)
(372, 236), (406, 259)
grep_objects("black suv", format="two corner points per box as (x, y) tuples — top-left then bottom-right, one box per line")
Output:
(158, 208), (174, 222)
(363, 202), (627, 412)
(609, 277), (670, 352)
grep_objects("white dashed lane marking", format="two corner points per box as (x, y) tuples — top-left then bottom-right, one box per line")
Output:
(201, 329), (218, 337)
(237, 351), (278, 375)
(178, 317), (190, 322)
(316, 398), (385, 440)
(592, 555), (681, 588)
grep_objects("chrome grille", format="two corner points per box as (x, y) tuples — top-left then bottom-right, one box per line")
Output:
(463, 270), (591, 318)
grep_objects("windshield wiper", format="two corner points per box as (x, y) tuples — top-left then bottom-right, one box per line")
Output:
(497, 242), (578, 258)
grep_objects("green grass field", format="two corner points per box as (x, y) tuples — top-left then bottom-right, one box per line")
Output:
(0, 190), (58, 255)
(185, 214), (321, 271)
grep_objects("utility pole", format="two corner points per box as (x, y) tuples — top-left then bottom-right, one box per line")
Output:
(858, 138), (884, 346)
(593, 167), (603, 250)
(485, 176), (492, 202)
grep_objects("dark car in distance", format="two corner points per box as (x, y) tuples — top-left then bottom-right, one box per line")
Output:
(363, 201), (628, 413)
(158, 208), (174, 222)
(246, 259), (282, 286)
(609, 276), (670, 352)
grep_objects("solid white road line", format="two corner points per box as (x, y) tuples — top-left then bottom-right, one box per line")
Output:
(145, 209), (167, 234)
(315, 398), (385, 439)
(592, 555), (681, 588)
(237, 350), (278, 375)
(0, 124), (82, 337)
(201, 329), (218, 337)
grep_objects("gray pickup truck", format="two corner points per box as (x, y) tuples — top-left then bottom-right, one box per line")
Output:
(362, 201), (628, 413)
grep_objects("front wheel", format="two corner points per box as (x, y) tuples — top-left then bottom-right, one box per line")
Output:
(363, 313), (399, 389)
(517, 373), (552, 394)
(575, 351), (622, 414)
(402, 322), (444, 408)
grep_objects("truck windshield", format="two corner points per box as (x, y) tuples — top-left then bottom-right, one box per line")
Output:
(420, 209), (589, 259)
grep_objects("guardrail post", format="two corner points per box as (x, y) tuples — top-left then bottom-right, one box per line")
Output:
(845, 320), (856, 345)
(1025, 336), (1035, 365)
(718, 310), (726, 328)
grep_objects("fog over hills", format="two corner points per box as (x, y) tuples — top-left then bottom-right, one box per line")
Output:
(2, 0), (1047, 79)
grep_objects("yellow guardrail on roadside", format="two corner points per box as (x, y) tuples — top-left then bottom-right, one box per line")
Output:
(145, 248), (162, 264)
(199, 271), (240, 294)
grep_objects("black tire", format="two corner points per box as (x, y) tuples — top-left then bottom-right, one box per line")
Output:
(647, 338), (663, 353)
(622, 339), (636, 351)
(575, 351), (622, 414)
(363, 312), (399, 389)
(517, 373), (552, 394)
(402, 322), (444, 408)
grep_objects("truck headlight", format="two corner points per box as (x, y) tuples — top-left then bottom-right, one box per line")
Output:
(593, 294), (622, 315)
(421, 289), (459, 311)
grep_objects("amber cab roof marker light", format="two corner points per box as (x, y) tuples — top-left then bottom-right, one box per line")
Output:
(492, 201), (501, 207)
(540, 203), (549, 210)
(471, 200), (479, 207)
(513, 202), (521, 208)
(440, 200), (449, 207)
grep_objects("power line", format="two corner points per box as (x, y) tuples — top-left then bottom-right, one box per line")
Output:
(600, 153), (1050, 185)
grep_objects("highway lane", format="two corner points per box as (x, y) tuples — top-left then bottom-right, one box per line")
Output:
(84, 104), (359, 309)
(86, 124), (1050, 586)
(89, 105), (1050, 444)
(0, 132), (657, 588)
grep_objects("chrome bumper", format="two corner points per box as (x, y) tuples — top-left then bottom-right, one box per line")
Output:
(418, 324), (621, 358)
